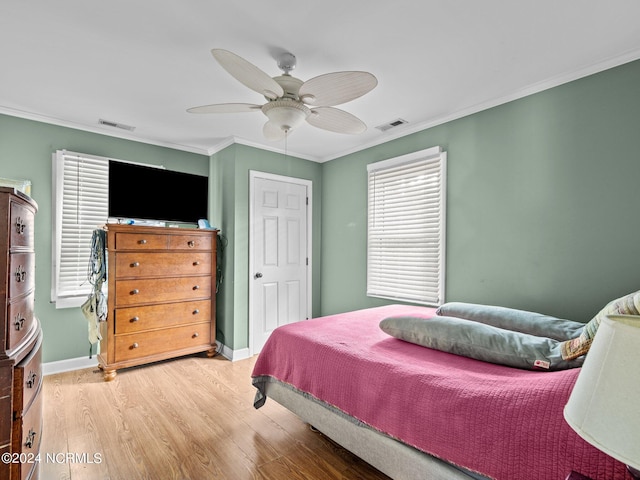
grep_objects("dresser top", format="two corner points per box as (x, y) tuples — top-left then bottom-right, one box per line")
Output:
(104, 223), (217, 235)
(0, 186), (38, 211)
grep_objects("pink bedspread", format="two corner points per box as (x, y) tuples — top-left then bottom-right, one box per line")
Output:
(252, 305), (628, 480)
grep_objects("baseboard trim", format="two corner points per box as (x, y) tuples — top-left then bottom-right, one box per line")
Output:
(216, 342), (250, 362)
(43, 344), (251, 376)
(43, 356), (99, 376)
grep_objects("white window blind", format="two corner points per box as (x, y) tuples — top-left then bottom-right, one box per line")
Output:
(367, 146), (446, 306)
(52, 150), (109, 308)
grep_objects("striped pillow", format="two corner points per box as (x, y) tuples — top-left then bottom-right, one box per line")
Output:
(561, 290), (640, 360)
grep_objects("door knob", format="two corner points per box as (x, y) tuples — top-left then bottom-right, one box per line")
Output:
(254, 272), (263, 279)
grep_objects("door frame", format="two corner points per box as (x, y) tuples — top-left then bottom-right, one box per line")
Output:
(248, 170), (313, 355)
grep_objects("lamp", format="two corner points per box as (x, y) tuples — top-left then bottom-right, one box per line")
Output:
(564, 314), (640, 479)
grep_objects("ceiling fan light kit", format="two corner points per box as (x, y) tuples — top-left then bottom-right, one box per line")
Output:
(188, 48), (377, 141)
(261, 99), (311, 140)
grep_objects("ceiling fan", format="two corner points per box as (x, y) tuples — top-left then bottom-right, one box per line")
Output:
(187, 49), (378, 141)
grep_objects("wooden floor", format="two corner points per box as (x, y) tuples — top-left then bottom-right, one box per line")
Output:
(40, 354), (390, 480)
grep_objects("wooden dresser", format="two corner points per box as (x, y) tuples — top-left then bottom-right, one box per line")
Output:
(98, 224), (217, 381)
(0, 187), (43, 480)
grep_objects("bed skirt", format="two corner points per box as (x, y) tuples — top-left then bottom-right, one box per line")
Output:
(259, 378), (490, 480)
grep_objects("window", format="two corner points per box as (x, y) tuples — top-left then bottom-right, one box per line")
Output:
(367, 146), (446, 306)
(51, 150), (109, 308)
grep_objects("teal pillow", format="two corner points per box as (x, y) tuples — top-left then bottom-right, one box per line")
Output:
(380, 315), (584, 371)
(436, 302), (585, 341)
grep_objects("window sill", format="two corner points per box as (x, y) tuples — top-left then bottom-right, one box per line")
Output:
(52, 296), (86, 309)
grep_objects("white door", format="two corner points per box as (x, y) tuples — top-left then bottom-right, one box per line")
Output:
(250, 172), (311, 354)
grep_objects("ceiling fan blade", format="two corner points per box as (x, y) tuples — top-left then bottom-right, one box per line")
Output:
(187, 103), (262, 114)
(299, 71), (377, 106)
(211, 49), (284, 100)
(306, 107), (367, 134)
(263, 121), (287, 141)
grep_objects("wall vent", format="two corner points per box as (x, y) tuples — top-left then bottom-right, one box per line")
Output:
(99, 119), (136, 131)
(375, 118), (408, 132)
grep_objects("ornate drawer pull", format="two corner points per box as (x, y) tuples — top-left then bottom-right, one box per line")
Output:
(193, 261), (200, 266)
(187, 240), (195, 248)
(26, 371), (37, 388)
(193, 285), (200, 290)
(193, 309), (200, 315)
(132, 342), (139, 349)
(130, 289), (139, 295)
(15, 265), (26, 283)
(192, 332), (199, 338)
(138, 239), (147, 245)
(130, 262), (140, 268)
(15, 217), (25, 235)
(24, 429), (37, 449)
(130, 316), (140, 323)
(14, 313), (25, 331)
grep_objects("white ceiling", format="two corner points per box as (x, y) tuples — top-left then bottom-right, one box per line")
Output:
(2, 1), (640, 163)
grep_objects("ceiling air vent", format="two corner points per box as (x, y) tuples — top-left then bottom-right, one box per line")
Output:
(99, 119), (136, 131)
(375, 118), (408, 132)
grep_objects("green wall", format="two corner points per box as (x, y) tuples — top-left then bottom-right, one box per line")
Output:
(210, 144), (323, 351)
(0, 115), (209, 363)
(320, 59), (640, 323)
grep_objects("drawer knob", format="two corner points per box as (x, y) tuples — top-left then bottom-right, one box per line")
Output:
(14, 314), (25, 331)
(24, 429), (37, 449)
(130, 316), (140, 323)
(192, 332), (199, 338)
(187, 240), (195, 248)
(193, 285), (200, 291)
(15, 265), (26, 283)
(130, 289), (140, 295)
(193, 309), (200, 315)
(138, 239), (147, 245)
(132, 342), (139, 349)
(193, 261), (200, 266)
(26, 371), (37, 388)
(130, 262), (140, 268)
(15, 217), (25, 235)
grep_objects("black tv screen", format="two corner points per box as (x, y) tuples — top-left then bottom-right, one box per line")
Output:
(108, 161), (208, 224)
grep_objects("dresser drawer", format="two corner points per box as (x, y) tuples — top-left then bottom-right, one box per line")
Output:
(6, 295), (35, 351)
(115, 275), (211, 306)
(115, 232), (168, 250)
(14, 338), (42, 414)
(168, 234), (212, 251)
(115, 252), (212, 278)
(114, 322), (211, 362)
(0, 366), (13, 445)
(8, 253), (35, 298)
(115, 300), (211, 334)
(14, 391), (42, 480)
(9, 201), (35, 250)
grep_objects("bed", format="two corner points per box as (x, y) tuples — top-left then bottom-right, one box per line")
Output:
(251, 304), (629, 480)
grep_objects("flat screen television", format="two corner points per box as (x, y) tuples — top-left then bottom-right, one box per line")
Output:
(108, 161), (208, 224)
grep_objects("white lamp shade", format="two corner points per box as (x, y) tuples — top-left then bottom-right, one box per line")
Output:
(261, 99), (310, 132)
(564, 314), (640, 471)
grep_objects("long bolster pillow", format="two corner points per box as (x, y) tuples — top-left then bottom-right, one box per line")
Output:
(435, 302), (585, 341)
(379, 315), (585, 371)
